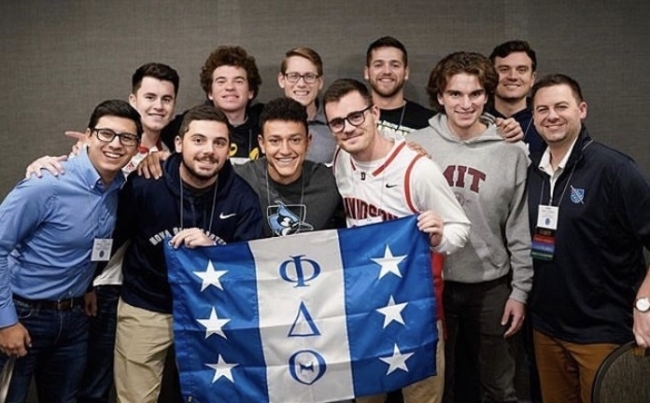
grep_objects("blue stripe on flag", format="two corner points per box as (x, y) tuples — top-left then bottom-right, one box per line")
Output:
(166, 242), (269, 402)
(340, 216), (437, 397)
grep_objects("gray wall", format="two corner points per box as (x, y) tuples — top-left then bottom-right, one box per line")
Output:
(1, 0), (649, 198)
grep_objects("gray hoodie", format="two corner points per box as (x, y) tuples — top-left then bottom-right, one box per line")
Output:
(409, 114), (532, 303)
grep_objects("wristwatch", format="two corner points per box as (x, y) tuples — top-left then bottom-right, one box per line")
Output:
(635, 297), (650, 313)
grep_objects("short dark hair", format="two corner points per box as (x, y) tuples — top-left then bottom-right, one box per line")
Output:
(366, 36), (408, 67)
(425, 52), (498, 111)
(132, 63), (180, 95)
(323, 79), (373, 114)
(199, 46), (262, 100)
(178, 105), (230, 140)
(87, 100), (143, 138)
(489, 40), (537, 72)
(259, 97), (308, 136)
(532, 74), (584, 104)
(280, 47), (323, 76)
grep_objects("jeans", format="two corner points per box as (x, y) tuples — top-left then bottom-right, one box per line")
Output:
(77, 285), (120, 403)
(0, 298), (89, 403)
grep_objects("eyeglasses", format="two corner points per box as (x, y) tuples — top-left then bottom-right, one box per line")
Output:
(93, 128), (139, 147)
(284, 72), (320, 84)
(326, 105), (373, 133)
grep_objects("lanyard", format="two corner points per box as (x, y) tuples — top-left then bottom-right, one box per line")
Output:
(539, 165), (576, 206)
(179, 171), (218, 234)
(265, 166), (305, 207)
(538, 139), (593, 206)
(395, 102), (407, 134)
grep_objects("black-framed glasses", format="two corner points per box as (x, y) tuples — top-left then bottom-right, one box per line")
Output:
(326, 105), (373, 133)
(284, 72), (320, 84)
(93, 128), (139, 147)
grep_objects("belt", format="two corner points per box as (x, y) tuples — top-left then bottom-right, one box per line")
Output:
(13, 295), (84, 311)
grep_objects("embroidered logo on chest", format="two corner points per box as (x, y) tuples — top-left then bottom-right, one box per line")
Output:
(570, 186), (585, 204)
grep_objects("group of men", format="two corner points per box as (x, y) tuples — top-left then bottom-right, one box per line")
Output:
(0, 36), (649, 403)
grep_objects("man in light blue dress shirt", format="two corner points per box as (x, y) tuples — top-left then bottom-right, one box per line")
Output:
(0, 99), (141, 402)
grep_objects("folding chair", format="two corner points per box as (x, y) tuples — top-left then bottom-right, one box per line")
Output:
(592, 342), (650, 403)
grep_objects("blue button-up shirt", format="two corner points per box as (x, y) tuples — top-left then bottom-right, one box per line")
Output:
(0, 150), (124, 327)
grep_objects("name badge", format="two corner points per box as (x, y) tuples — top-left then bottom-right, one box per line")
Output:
(536, 205), (559, 230)
(92, 238), (113, 262)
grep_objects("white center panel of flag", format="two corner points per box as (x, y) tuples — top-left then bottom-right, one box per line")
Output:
(250, 230), (355, 402)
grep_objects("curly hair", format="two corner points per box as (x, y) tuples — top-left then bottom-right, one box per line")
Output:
(199, 46), (262, 100)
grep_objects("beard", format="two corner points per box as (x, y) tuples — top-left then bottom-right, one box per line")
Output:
(180, 155), (220, 188)
(369, 76), (406, 99)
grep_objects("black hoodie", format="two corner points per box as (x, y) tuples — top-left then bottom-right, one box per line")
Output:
(117, 153), (263, 313)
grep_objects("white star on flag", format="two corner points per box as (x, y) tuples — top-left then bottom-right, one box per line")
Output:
(371, 245), (407, 279)
(379, 344), (414, 375)
(197, 307), (230, 339)
(194, 260), (227, 291)
(376, 295), (407, 328)
(206, 355), (238, 383)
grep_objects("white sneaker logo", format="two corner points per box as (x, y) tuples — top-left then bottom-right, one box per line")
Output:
(219, 212), (236, 219)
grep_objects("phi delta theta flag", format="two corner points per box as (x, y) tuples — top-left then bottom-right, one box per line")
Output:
(164, 215), (437, 403)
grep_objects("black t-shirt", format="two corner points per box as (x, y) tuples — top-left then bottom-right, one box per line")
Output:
(377, 100), (435, 139)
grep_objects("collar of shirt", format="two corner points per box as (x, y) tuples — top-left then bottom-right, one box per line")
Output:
(538, 136), (579, 195)
(81, 149), (126, 193)
(310, 103), (327, 125)
(538, 136), (579, 176)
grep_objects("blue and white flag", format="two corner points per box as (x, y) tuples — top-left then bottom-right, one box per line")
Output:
(165, 215), (437, 403)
